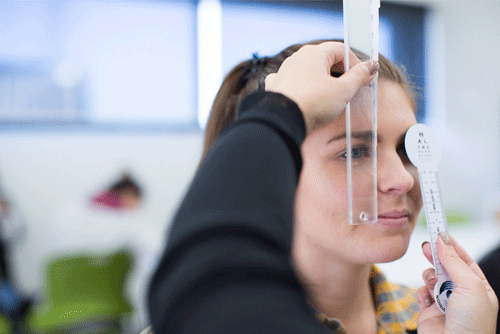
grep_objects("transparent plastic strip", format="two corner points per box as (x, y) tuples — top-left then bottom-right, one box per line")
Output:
(343, 0), (379, 225)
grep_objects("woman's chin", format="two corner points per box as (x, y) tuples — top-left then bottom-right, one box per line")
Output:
(366, 239), (410, 264)
(375, 252), (407, 264)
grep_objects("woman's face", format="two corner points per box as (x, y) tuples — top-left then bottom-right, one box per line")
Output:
(294, 81), (422, 264)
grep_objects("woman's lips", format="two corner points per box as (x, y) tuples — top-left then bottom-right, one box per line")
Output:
(377, 210), (411, 228)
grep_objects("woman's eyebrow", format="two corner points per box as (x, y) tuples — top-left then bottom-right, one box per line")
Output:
(327, 130), (373, 144)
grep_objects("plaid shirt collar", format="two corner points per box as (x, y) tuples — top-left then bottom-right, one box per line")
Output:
(313, 265), (419, 334)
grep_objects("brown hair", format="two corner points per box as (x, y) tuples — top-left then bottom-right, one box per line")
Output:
(200, 39), (416, 163)
(110, 173), (142, 198)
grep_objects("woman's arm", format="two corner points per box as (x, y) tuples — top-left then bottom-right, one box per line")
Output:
(147, 42), (378, 334)
(147, 91), (330, 334)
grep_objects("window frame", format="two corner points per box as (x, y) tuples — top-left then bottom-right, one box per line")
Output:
(219, 0), (427, 122)
(0, 0), (427, 132)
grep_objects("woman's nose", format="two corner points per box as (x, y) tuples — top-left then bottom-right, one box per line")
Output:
(377, 152), (415, 195)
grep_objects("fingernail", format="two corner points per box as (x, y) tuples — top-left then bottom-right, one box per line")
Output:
(421, 241), (429, 249)
(424, 294), (434, 307)
(424, 269), (436, 282)
(365, 61), (380, 75)
(439, 231), (452, 246)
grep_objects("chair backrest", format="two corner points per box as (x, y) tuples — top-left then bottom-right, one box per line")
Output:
(46, 248), (134, 314)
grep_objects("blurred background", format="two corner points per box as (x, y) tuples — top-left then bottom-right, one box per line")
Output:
(0, 0), (499, 332)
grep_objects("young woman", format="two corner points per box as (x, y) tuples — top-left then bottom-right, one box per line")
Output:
(147, 41), (497, 334)
(199, 39), (421, 334)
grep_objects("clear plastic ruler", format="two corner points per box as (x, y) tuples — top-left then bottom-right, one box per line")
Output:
(343, 0), (380, 225)
(405, 124), (454, 313)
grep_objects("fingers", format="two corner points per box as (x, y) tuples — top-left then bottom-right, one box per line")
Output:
(436, 232), (479, 286)
(333, 60), (379, 105)
(422, 237), (487, 282)
(426, 233), (498, 314)
(422, 236), (487, 286)
(309, 41), (377, 86)
(435, 233), (498, 334)
(421, 241), (433, 265)
(448, 235), (498, 308)
(448, 235), (488, 281)
(422, 267), (437, 291)
(420, 267), (438, 311)
(417, 285), (435, 309)
(315, 41), (364, 73)
(316, 41), (379, 102)
(264, 41), (379, 134)
(316, 42), (346, 71)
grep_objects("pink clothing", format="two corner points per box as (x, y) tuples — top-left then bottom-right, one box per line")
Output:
(91, 191), (123, 210)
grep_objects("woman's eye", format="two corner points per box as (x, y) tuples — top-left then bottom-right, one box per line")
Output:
(342, 145), (371, 160)
(352, 147), (365, 159)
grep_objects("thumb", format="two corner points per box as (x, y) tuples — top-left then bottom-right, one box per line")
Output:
(334, 60), (379, 103)
(436, 232), (476, 286)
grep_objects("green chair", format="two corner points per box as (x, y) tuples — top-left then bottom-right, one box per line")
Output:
(0, 316), (11, 333)
(418, 208), (474, 227)
(27, 249), (134, 333)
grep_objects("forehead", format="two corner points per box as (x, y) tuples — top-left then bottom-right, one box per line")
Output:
(310, 81), (416, 143)
(377, 81), (416, 126)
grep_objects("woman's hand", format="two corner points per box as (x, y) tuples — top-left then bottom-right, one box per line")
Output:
(417, 232), (498, 334)
(264, 41), (379, 134)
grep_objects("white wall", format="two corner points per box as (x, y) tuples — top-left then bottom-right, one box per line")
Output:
(0, 131), (204, 327)
(390, 0), (500, 217)
(437, 1), (500, 218)
(379, 0), (500, 287)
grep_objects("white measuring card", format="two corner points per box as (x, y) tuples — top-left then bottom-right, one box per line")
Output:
(343, 0), (380, 225)
(405, 124), (454, 313)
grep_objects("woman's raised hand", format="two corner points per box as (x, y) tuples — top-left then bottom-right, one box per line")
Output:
(264, 41), (379, 134)
(417, 232), (498, 334)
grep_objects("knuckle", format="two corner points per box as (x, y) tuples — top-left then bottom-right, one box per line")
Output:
(469, 276), (484, 290)
(300, 44), (315, 52)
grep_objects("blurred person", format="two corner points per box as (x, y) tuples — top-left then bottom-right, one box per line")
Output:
(91, 173), (143, 211)
(146, 40), (497, 334)
(53, 171), (162, 330)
